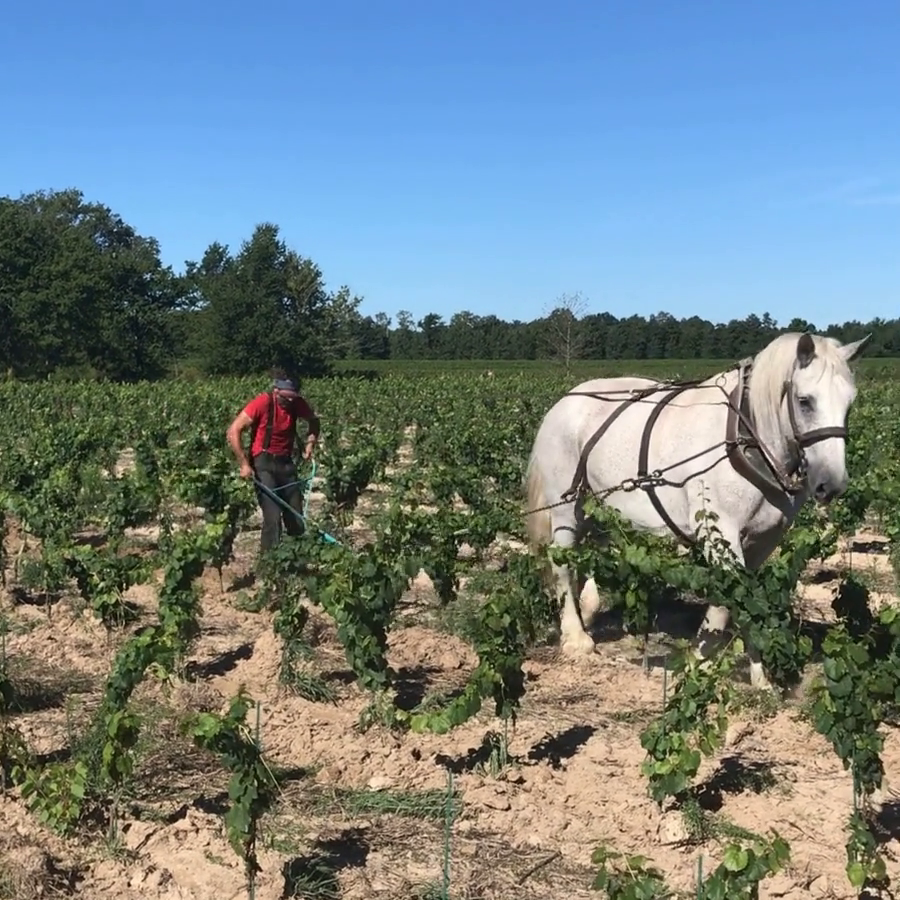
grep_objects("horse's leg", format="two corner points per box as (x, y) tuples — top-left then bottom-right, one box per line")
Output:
(695, 604), (732, 662)
(550, 515), (595, 656)
(574, 502), (605, 630)
(693, 525), (774, 691)
(579, 577), (603, 630)
(744, 642), (771, 691)
(697, 607), (774, 692)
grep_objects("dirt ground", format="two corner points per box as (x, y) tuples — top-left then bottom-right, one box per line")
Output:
(1, 502), (899, 899)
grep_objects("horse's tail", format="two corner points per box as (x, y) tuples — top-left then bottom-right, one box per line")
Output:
(524, 449), (552, 551)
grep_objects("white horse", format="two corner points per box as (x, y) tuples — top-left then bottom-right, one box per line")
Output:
(524, 331), (871, 689)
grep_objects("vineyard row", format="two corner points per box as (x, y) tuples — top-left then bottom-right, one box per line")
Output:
(1, 371), (899, 894)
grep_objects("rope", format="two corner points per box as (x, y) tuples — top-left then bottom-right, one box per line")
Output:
(253, 474), (341, 546)
(255, 460), (317, 518)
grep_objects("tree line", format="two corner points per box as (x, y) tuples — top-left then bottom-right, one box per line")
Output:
(1, 187), (896, 381)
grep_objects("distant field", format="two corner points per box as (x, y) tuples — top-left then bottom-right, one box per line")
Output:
(336, 356), (900, 381)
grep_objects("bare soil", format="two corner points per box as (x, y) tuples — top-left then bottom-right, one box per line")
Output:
(1, 513), (899, 899)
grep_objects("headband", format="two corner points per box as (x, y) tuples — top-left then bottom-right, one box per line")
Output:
(273, 378), (297, 392)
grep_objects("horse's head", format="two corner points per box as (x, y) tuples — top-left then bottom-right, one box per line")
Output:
(786, 332), (871, 503)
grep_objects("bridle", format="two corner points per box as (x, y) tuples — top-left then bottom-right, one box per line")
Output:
(777, 374), (851, 491)
(728, 360), (851, 498)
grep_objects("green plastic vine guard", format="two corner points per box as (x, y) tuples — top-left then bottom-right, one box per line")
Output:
(253, 459), (341, 545)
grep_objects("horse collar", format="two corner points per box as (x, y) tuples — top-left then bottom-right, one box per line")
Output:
(725, 361), (807, 501)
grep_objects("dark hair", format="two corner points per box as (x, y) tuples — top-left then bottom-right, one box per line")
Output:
(270, 365), (300, 391)
(271, 365), (300, 381)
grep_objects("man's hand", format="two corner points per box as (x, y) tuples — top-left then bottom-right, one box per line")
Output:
(302, 444), (315, 461)
(239, 462), (254, 479)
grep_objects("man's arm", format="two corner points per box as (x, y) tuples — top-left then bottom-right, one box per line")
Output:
(226, 410), (255, 475)
(296, 398), (320, 458)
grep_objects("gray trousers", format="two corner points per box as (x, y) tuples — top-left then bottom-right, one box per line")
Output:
(252, 453), (306, 553)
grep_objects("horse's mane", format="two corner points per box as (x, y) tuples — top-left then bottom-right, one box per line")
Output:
(747, 332), (853, 448)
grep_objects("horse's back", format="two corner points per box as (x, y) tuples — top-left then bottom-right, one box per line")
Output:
(568, 374), (661, 395)
(531, 374), (664, 477)
(539, 374), (662, 433)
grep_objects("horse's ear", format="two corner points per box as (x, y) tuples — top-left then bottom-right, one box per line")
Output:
(796, 332), (816, 368)
(839, 333), (872, 363)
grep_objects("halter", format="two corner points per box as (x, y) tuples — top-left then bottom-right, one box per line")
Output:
(782, 375), (851, 471)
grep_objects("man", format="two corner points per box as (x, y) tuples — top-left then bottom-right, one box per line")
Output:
(226, 368), (320, 556)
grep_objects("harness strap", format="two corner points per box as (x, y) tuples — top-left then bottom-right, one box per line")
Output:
(722, 366), (788, 505)
(262, 390), (275, 454)
(637, 384), (695, 547)
(562, 384), (661, 502)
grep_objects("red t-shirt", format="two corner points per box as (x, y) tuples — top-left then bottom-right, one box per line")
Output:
(243, 391), (315, 458)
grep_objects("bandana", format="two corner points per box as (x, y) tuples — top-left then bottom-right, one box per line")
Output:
(273, 378), (298, 393)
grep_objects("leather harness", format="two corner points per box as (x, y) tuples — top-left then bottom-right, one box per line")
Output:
(560, 358), (851, 547)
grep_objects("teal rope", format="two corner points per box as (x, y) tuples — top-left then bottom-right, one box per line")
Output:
(262, 459), (316, 517)
(252, 461), (340, 545)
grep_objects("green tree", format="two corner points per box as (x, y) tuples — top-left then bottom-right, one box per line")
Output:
(319, 285), (364, 359)
(187, 223), (337, 377)
(418, 312), (446, 358)
(0, 188), (179, 380)
(391, 310), (420, 358)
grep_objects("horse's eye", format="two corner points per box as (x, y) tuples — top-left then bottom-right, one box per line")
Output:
(797, 395), (814, 411)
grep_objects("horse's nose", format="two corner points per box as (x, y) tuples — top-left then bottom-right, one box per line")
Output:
(815, 475), (847, 503)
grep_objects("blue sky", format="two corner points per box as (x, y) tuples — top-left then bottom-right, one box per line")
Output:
(2, 0), (899, 328)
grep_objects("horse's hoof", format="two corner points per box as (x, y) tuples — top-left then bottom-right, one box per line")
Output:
(750, 676), (777, 694)
(560, 633), (597, 658)
(749, 663), (776, 693)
